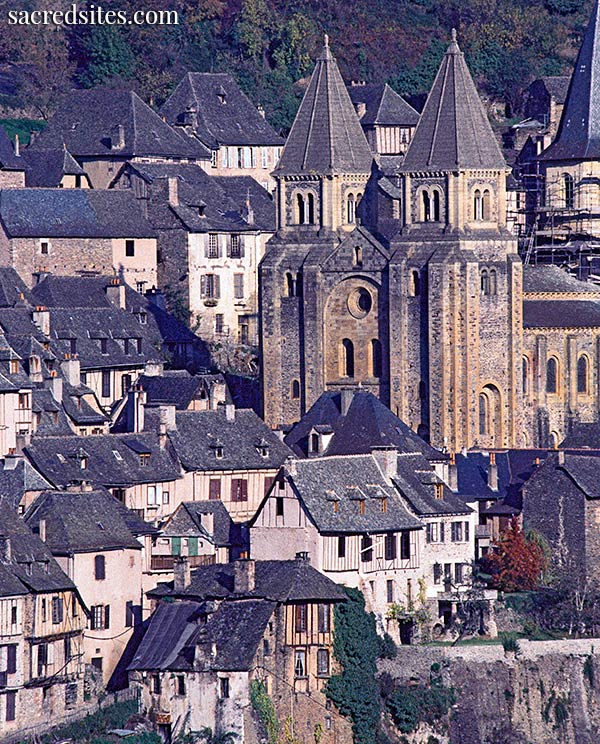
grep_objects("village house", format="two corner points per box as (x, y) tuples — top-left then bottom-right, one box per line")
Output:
(0, 188), (157, 290)
(27, 88), (211, 189)
(0, 507), (87, 742)
(24, 487), (153, 685)
(161, 73), (284, 191)
(112, 162), (275, 344)
(0, 128), (25, 189)
(21, 147), (91, 189)
(129, 555), (351, 744)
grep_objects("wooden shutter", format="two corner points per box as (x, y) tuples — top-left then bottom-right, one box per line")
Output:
(6, 646), (16, 675)
(209, 479), (221, 500)
(104, 605), (110, 630)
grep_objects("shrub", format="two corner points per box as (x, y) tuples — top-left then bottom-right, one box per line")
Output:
(500, 633), (521, 655)
(387, 685), (456, 735)
(378, 633), (397, 660)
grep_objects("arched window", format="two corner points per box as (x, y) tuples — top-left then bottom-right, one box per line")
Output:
(296, 193), (305, 224)
(550, 431), (559, 449)
(421, 191), (431, 222)
(354, 246), (363, 268)
(473, 189), (483, 220)
(409, 269), (420, 297)
(522, 356), (529, 395)
(564, 174), (574, 209)
(546, 357), (558, 394)
(432, 190), (441, 221)
(285, 272), (295, 297)
(291, 379), (300, 399)
(94, 555), (106, 581)
(482, 189), (491, 220)
(489, 269), (497, 296)
(370, 339), (382, 378)
(347, 193), (356, 224)
(577, 355), (589, 394)
(480, 269), (489, 295)
(479, 393), (489, 435)
(341, 339), (354, 377)
(307, 192), (315, 224)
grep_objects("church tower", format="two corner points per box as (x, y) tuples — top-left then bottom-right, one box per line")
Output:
(261, 37), (388, 427)
(390, 30), (523, 451)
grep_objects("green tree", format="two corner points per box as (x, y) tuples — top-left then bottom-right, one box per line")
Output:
(76, 26), (135, 88)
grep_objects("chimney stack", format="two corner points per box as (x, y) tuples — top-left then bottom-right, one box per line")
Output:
(127, 385), (146, 433)
(106, 277), (126, 309)
(173, 556), (191, 592)
(448, 452), (458, 491)
(558, 449), (565, 466)
(144, 360), (164, 377)
(39, 519), (46, 542)
(233, 558), (255, 594)
(32, 306), (50, 337)
(225, 403), (235, 422)
(167, 176), (179, 207)
(488, 452), (498, 491)
(61, 354), (81, 387)
(371, 446), (398, 482)
(0, 536), (11, 563)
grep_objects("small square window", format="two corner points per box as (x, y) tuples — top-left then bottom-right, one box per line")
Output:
(40, 241), (49, 255)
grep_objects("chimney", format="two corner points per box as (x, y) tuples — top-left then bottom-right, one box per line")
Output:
(14, 134), (19, 157)
(234, 558), (255, 594)
(242, 189), (254, 225)
(47, 371), (63, 403)
(295, 551), (310, 563)
(15, 431), (30, 454)
(81, 480), (93, 492)
(356, 101), (367, 119)
(200, 511), (214, 538)
(111, 123), (125, 150)
(183, 106), (198, 129)
(558, 449), (565, 466)
(372, 446), (398, 482)
(194, 635), (216, 671)
(106, 277), (126, 309)
(286, 456), (297, 476)
(448, 452), (458, 491)
(32, 306), (50, 337)
(127, 385), (146, 433)
(257, 104), (266, 119)
(144, 360), (164, 377)
(340, 388), (354, 416)
(173, 556), (191, 592)
(4, 449), (19, 469)
(167, 177), (179, 207)
(225, 403), (235, 422)
(39, 519), (46, 542)
(61, 354), (81, 386)
(158, 404), (176, 447)
(0, 537), (11, 563)
(209, 380), (227, 410)
(488, 452), (498, 491)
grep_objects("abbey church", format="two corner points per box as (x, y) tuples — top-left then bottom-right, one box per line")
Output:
(260, 14), (600, 452)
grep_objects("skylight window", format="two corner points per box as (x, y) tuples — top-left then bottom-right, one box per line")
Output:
(113, 450), (123, 461)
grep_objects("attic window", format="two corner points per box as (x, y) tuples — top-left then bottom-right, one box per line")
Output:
(435, 483), (443, 500)
(80, 455), (87, 470)
(9, 360), (18, 374)
(138, 313), (147, 326)
(57, 453), (65, 463)
(256, 440), (269, 457)
(217, 89), (226, 104)
(139, 453), (150, 467)
(113, 450), (123, 461)
(381, 497), (387, 513)
(359, 500), (365, 515)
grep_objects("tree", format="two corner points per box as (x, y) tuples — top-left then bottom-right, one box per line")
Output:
(482, 518), (547, 592)
(75, 26), (135, 88)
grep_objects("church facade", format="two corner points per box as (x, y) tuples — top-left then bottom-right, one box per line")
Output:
(260, 21), (600, 453)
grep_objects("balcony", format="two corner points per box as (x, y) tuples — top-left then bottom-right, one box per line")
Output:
(150, 554), (216, 571)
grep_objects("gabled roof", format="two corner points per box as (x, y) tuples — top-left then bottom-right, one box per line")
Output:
(286, 454), (422, 533)
(401, 31), (506, 172)
(30, 88), (210, 160)
(0, 126), (24, 171)
(523, 299), (600, 328)
(136, 371), (228, 409)
(560, 422), (600, 450)
(161, 72), (284, 148)
(393, 454), (472, 517)
(0, 507), (75, 595)
(540, 1), (600, 161)
(167, 408), (293, 472)
(523, 265), (600, 295)
(0, 188), (155, 238)
(162, 501), (239, 547)
(25, 489), (142, 553)
(22, 147), (87, 187)
(537, 76), (571, 104)
(349, 83), (419, 128)
(0, 456), (52, 509)
(275, 38), (373, 176)
(0, 267), (31, 307)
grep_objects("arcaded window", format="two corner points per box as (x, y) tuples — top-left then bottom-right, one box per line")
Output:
(432, 189), (441, 221)
(564, 174), (574, 209)
(482, 189), (491, 220)
(489, 269), (497, 296)
(522, 356), (529, 395)
(480, 269), (489, 295)
(577, 355), (589, 394)
(307, 192), (315, 224)
(291, 379), (300, 399)
(409, 269), (420, 297)
(285, 272), (295, 297)
(546, 357), (558, 394)
(341, 339), (354, 378)
(479, 393), (489, 435)
(370, 339), (382, 378)
(421, 191), (431, 222)
(474, 189), (483, 220)
(347, 193), (356, 224)
(296, 193), (305, 224)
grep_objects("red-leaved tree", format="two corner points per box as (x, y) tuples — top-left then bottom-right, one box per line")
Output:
(483, 518), (547, 592)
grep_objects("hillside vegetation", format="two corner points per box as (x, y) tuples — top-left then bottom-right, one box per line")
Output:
(0, 0), (592, 130)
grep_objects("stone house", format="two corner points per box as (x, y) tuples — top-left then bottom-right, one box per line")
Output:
(21, 148), (91, 189)
(348, 82), (419, 158)
(522, 451), (600, 584)
(523, 77), (570, 139)
(129, 556), (351, 744)
(0, 188), (157, 291)
(24, 487), (152, 685)
(161, 73), (284, 191)
(112, 162), (275, 344)
(27, 88), (211, 189)
(0, 507), (87, 741)
(0, 128), (25, 189)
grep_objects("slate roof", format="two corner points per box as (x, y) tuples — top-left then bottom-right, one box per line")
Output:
(30, 88), (210, 160)
(0, 456), (52, 509)
(349, 83), (419, 127)
(287, 455), (422, 533)
(25, 489), (142, 553)
(22, 147), (87, 188)
(0, 268), (31, 307)
(0, 188), (155, 238)
(523, 300), (600, 328)
(539, 76), (571, 104)
(167, 408), (293, 472)
(401, 31), (506, 172)
(136, 371), (228, 409)
(23, 432), (181, 489)
(32, 388), (76, 436)
(160, 72), (284, 148)
(0, 507), (75, 596)
(0, 126), (24, 171)
(559, 453), (600, 499)
(162, 501), (239, 548)
(393, 454), (472, 517)
(540, 1), (600, 160)
(523, 265), (600, 295)
(284, 390), (445, 462)
(560, 422), (600, 449)
(275, 39), (373, 176)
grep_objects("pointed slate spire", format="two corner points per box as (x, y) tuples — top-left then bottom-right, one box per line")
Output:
(541, 0), (600, 160)
(401, 29), (506, 171)
(274, 36), (373, 176)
